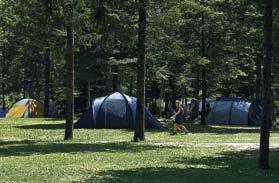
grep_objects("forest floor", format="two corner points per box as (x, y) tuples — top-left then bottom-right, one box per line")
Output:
(0, 118), (279, 183)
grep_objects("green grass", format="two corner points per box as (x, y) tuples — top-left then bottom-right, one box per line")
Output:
(0, 118), (279, 183)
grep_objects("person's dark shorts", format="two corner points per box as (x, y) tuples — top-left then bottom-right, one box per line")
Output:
(175, 116), (184, 124)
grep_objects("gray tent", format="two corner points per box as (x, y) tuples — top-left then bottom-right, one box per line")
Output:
(206, 97), (262, 125)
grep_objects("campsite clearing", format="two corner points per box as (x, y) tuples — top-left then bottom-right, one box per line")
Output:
(0, 118), (279, 183)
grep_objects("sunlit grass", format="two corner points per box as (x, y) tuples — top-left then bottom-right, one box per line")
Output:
(0, 118), (279, 183)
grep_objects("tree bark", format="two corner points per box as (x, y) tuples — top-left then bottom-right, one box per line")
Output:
(201, 4), (206, 125)
(184, 88), (187, 105)
(64, 24), (74, 140)
(134, 0), (147, 142)
(169, 79), (176, 109)
(129, 76), (134, 96)
(255, 52), (262, 102)
(87, 80), (91, 109)
(44, 0), (52, 117)
(1, 42), (5, 111)
(195, 66), (200, 99)
(259, 0), (273, 169)
(44, 48), (51, 117)
(35, 60), (41, 100)
(112, 65), (119, 92)
(164, 92), (170, 112)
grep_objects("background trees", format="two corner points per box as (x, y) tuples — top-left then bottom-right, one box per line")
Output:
(0, 0), (277, 149)
(1, 0), (277, 107)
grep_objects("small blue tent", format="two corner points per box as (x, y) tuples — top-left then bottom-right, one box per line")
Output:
(0, 107), (6, 117)
(206, 97), (262, 125)
(74, 92), (163, 129)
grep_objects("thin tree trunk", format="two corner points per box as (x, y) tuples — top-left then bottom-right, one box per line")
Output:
(1, 42), (5, 111)
(129, 76), (134, 96)
(201, 4), (206, 125)
(184, 88), (187, 105)
(255, 52), (262, 102)
(259, 0), (272, 169)
(134, 0), (147, 142)
(44, 48), (51, 117)
(170, 80), (176, 109)
(87, 80), (91, 109)
(35, 59), (41, 100)
(105, 74), (109, 94)
(64, 24), (74, 140)
(44, 0), (52, 117)
(112, 65), (119, 92)
(195, 66), (200, 99)
(164, 92), (170, 112)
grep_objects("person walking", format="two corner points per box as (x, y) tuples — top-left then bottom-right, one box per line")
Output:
(170, 100), (189, 135)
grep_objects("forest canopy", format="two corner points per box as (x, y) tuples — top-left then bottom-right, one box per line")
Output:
(0, 0), (278, 108)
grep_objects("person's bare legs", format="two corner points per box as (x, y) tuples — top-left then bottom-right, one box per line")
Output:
(178, 124), (189, 134)
(170, 123), (179, 135)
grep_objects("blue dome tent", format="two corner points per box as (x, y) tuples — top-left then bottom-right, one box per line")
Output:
(74, 92), (163, 129)
(0, 107), (6, 117)
(206, 97), (262, 125)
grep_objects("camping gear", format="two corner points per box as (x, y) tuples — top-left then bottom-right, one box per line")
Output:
(74, 92), (163, 129)
(6, 99), (44, 118)
(206, 97), (262, 125)
(0, 107), (5, 117)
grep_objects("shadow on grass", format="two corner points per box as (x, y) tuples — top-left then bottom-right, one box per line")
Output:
(44, 118), (65, 121)
(16, 123), (65, 130)
(183, 123), (262, 134)
(0, 139), (36, 146)
(17, 123), (165, 132)
(15, 121), (278, 135)
(75, 150), (279, 183)
(0, 141), (179, 157)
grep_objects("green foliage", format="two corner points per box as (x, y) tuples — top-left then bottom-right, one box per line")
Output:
(0, 0), (278, 105)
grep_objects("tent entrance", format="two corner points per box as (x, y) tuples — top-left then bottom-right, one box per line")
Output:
(97, 99), (133, 128)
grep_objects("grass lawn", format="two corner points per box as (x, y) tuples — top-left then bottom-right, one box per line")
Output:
(0, 118), (279, 183)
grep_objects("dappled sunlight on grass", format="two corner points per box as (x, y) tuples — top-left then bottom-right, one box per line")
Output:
(0, 118), (279, 183)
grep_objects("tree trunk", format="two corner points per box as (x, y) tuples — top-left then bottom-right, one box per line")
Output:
(105, 74), (109, 95)
(1, 42), (5, 111)
(184, 88), (187, 105)
(134, 0), (147, 142)
(112, 65), (119, 92)
(44, 48), (51, 117)
(87, 80), (91, 109)
(64, 24), (74, 140)
(259, 0), (272, 169)
(195, 66), (200, 99)
(201, 5), (206, 125)
(164, 92), (170, 112)
(255, 52), (262, 102)
(35, 60), (41, 100)
(44, 0), (52, 117)
(170, 80), (176, 109)
(129, 76), (134, 96)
